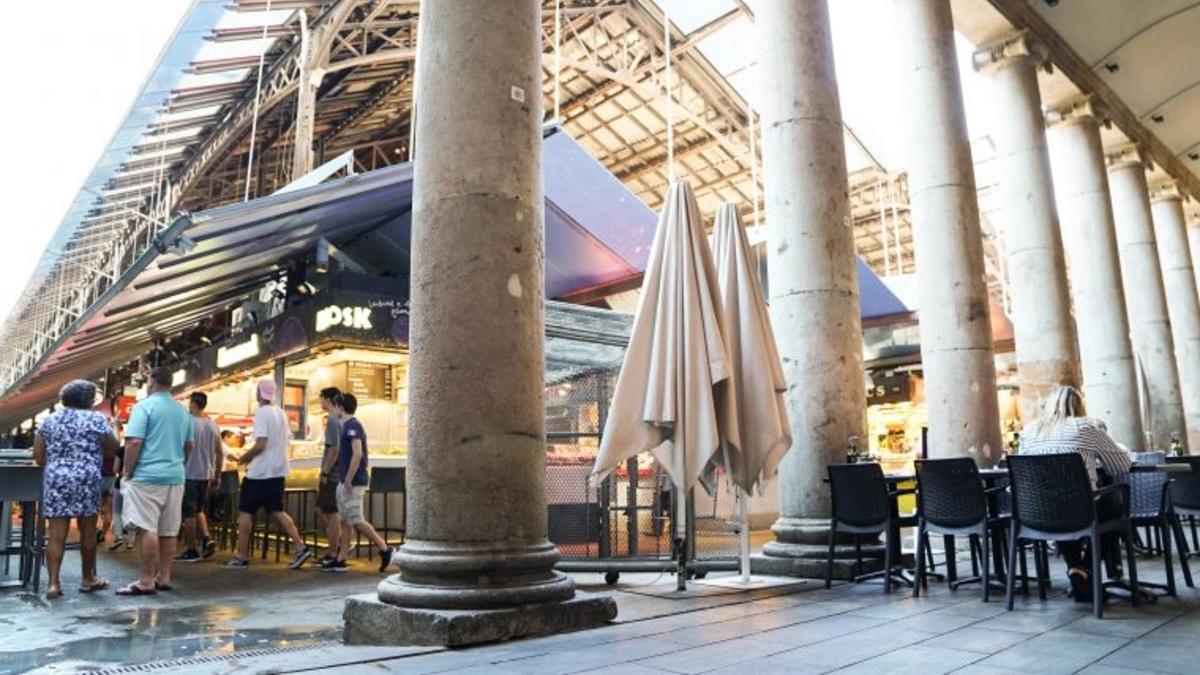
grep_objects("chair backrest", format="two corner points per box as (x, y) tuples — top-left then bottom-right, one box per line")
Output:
(368, 466), (406, 493)
(1128, 471), (1168, 519)
(828, 463), (890, 528)
(1169, 471), (1200, 511)
(1135, 451), (1167, 466)
(915, 457), (987, 528)
(1006, 453), (1095, 534)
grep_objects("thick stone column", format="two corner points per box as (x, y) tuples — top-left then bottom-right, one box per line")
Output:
(1045, 101), (1143, 449)
(755, 0), (867, 571)
(1109, 152), (1186, 450)
(1189, 222), (1200, 298)
(345, 0), (614, 646)
(896, 0), (1002, 465)
(975, 34), (1080, 417)
(1151, 187), (1200, 450)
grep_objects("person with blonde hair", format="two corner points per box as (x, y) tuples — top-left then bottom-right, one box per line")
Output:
(1020, 384), (1132, 601)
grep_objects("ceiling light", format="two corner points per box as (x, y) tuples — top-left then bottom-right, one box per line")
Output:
(1104, 63), (1119, 73)
(1151, 114), (1165, 124)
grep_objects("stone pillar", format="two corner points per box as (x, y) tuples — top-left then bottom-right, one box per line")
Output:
(975, 34), (1080, 417)
(895, 0), (1002, 465)
(1045, 100), (1143, 449)
(1189, 222), (1200, 298)
(1108, 152), (1186, 450)
(1150, 186), (1200, 450)
(755, 0), (867, 573)
(345, 0), (614, 646)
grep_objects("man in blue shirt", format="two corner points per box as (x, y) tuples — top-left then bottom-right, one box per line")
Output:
(117, 367), (193, 596)
(320, 393), (397, 573)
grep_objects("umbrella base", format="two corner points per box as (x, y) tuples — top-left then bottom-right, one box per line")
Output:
(344, 591), (618, 647)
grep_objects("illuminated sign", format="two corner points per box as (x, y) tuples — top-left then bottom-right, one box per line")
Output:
(217, 334), (261, 369)
(316, 305), (373, 333)
(171, 369), (187, 387)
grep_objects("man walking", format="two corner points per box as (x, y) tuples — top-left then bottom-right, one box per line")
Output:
(320, 393), (397, 573)
(224, 379), (312, 569)
(116, 367), (193, 595)
(176, 392), (221, 562)
(315, 387), (343, 566)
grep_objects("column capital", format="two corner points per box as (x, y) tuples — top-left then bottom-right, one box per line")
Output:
(1149, 180), (1184, 204)
(1045, 95), (1109, 129)
(973, 31), (1049, 75)
(1106, 144), (1153, 172)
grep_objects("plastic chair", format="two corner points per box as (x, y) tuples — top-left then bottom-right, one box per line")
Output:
(825, 463), (904, 593)
(1128, 471), (1193, 595)
(1004, 453), (1139, 619)
(1169, 469), (1200, 560)
(913, 458), (1005, 601)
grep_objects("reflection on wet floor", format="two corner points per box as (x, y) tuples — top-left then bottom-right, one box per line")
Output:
(0, 604), (339, 674)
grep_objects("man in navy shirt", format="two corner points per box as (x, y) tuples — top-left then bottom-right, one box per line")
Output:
(320, 393), (398, 573)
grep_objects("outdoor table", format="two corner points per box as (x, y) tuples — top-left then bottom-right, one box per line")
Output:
(0, 463), (44, 591)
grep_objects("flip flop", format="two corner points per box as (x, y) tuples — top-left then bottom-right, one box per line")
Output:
(79, 579), (110, 593)
(155, 582), (173, 591)
(45, 587), (63, 599)
(115, 583), (157, 596)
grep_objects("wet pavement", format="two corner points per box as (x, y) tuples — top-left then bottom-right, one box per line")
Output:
(2, 540), (1199, 674)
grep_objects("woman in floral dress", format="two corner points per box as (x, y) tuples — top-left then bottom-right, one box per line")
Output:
(32, 380), (119, 598)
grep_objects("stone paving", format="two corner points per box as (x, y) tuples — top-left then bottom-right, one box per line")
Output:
(1, 540), (1198, 674)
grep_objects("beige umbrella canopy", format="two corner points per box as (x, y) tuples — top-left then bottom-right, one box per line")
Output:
(591, 179), (739, 494)
(710, 202), (792, 494)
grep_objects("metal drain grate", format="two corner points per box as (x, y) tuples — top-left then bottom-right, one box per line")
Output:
(89, 640), (342, 674)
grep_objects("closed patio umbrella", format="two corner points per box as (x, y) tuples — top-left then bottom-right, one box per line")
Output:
(591, 179), (739, 586)
(710, 201), (793, 582)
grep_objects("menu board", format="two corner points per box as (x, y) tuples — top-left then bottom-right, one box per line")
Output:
(346, 362), (393, 400)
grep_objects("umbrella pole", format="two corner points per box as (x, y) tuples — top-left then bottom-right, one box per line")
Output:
(738, 486), (752, 584)
(674, 484), (687, 591)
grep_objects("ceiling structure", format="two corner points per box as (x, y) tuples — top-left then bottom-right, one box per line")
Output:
(1, 0), (1196, 417)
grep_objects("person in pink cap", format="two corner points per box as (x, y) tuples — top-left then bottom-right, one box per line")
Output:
(223, 378), (312, 570)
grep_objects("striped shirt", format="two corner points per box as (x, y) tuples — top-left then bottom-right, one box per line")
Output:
(1020, 417), (1133, 488)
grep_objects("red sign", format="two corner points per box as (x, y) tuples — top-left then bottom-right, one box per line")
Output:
(115, 396), (136, 422)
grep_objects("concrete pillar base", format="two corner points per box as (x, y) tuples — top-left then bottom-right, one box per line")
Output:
(343, 592), (617, 647)
(751, 553), (886, 581)
(759, 517), (888, 580)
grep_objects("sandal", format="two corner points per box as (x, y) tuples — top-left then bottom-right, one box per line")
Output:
(154, 582), (173, 592)
(1067, 568), (1092, 603)
(45, 586), (63, 599)
(115, 583), (157, 596)
(79, 579), (110, 593)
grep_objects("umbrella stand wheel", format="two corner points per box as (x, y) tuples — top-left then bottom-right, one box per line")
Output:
(604, 571), (620, 585)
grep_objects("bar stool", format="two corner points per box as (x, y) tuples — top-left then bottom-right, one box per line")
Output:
(360, 467), (406, 560)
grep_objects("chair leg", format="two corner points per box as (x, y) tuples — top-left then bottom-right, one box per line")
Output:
(981, 527), (991, 603)
(825, 523), (836, 589)
(1124, 525), (1140, 608)
(1171, 518), (1194, 588)
(1005, 525), (1019, 611)
(854, 533), (863, 577)
(1035, 541), (1047, 601)
(1018, 538), (1030, 597)
(945, 535), (959, 584)
(884, 526), (894, 594)
(924, 534), (937, 574)
(968, 534), (980, 577)
(1161, 520), (1177, 597)
(914, 524), (926, 598)
(1091, 533), (1104, 619)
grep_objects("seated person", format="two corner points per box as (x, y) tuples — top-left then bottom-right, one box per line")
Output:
(1020, 384), (1132, 601)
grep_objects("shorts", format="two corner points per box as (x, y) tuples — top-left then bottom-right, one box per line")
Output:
(122, 481), (184, 537)
(181, 479), (210, 518)
(336, 483), (367, 526)
(239, 477), (285, 515)
(100, 475), (117, 498)
(317, 477), (339, 515)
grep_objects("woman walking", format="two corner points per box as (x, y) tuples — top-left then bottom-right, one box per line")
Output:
(32, 380), (119, 598)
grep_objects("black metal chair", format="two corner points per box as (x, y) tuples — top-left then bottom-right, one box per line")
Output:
(825, 463), (905, 593)
(913, 458), (1005, 601)
(1128, 470), (1193, 596)
(1004, 453), (1139, 619)
(1169, 469), (1200, 560)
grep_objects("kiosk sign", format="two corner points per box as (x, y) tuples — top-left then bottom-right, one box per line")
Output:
(316, 305), (373, 333)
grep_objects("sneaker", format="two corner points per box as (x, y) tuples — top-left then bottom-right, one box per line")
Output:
(174, 549), (202, 563)
(288, 546), (313, 570)
(320, 559), (349, 573)
(223, 557), (249, 570)
(378, 547), (396, 573)
(202, 540), (217, 559)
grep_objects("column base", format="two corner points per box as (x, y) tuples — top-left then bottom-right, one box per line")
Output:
(343, 591), (618, 647)
(757, 517), (886, 580)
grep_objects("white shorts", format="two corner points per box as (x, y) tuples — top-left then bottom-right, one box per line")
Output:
(122, 481), (184, 537)
(336, 483), (367, 526)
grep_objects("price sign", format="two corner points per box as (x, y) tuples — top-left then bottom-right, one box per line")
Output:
(346, 362), (393, 400)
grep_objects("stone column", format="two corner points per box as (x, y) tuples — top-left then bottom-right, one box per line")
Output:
(1045, 100), (1143, 449)
(895, 0), (1002, 465)
(1189, 222), (1200, 298)
(1108, 152), (1186, 450)
(346, 0), (614, 646)
(1151, 186), (1200, 450)
(975, 34), (1080, 417)
(755, 0), (867, 574)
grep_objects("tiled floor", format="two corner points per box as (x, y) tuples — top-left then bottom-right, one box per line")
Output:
(2, 540), (1198, 674)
